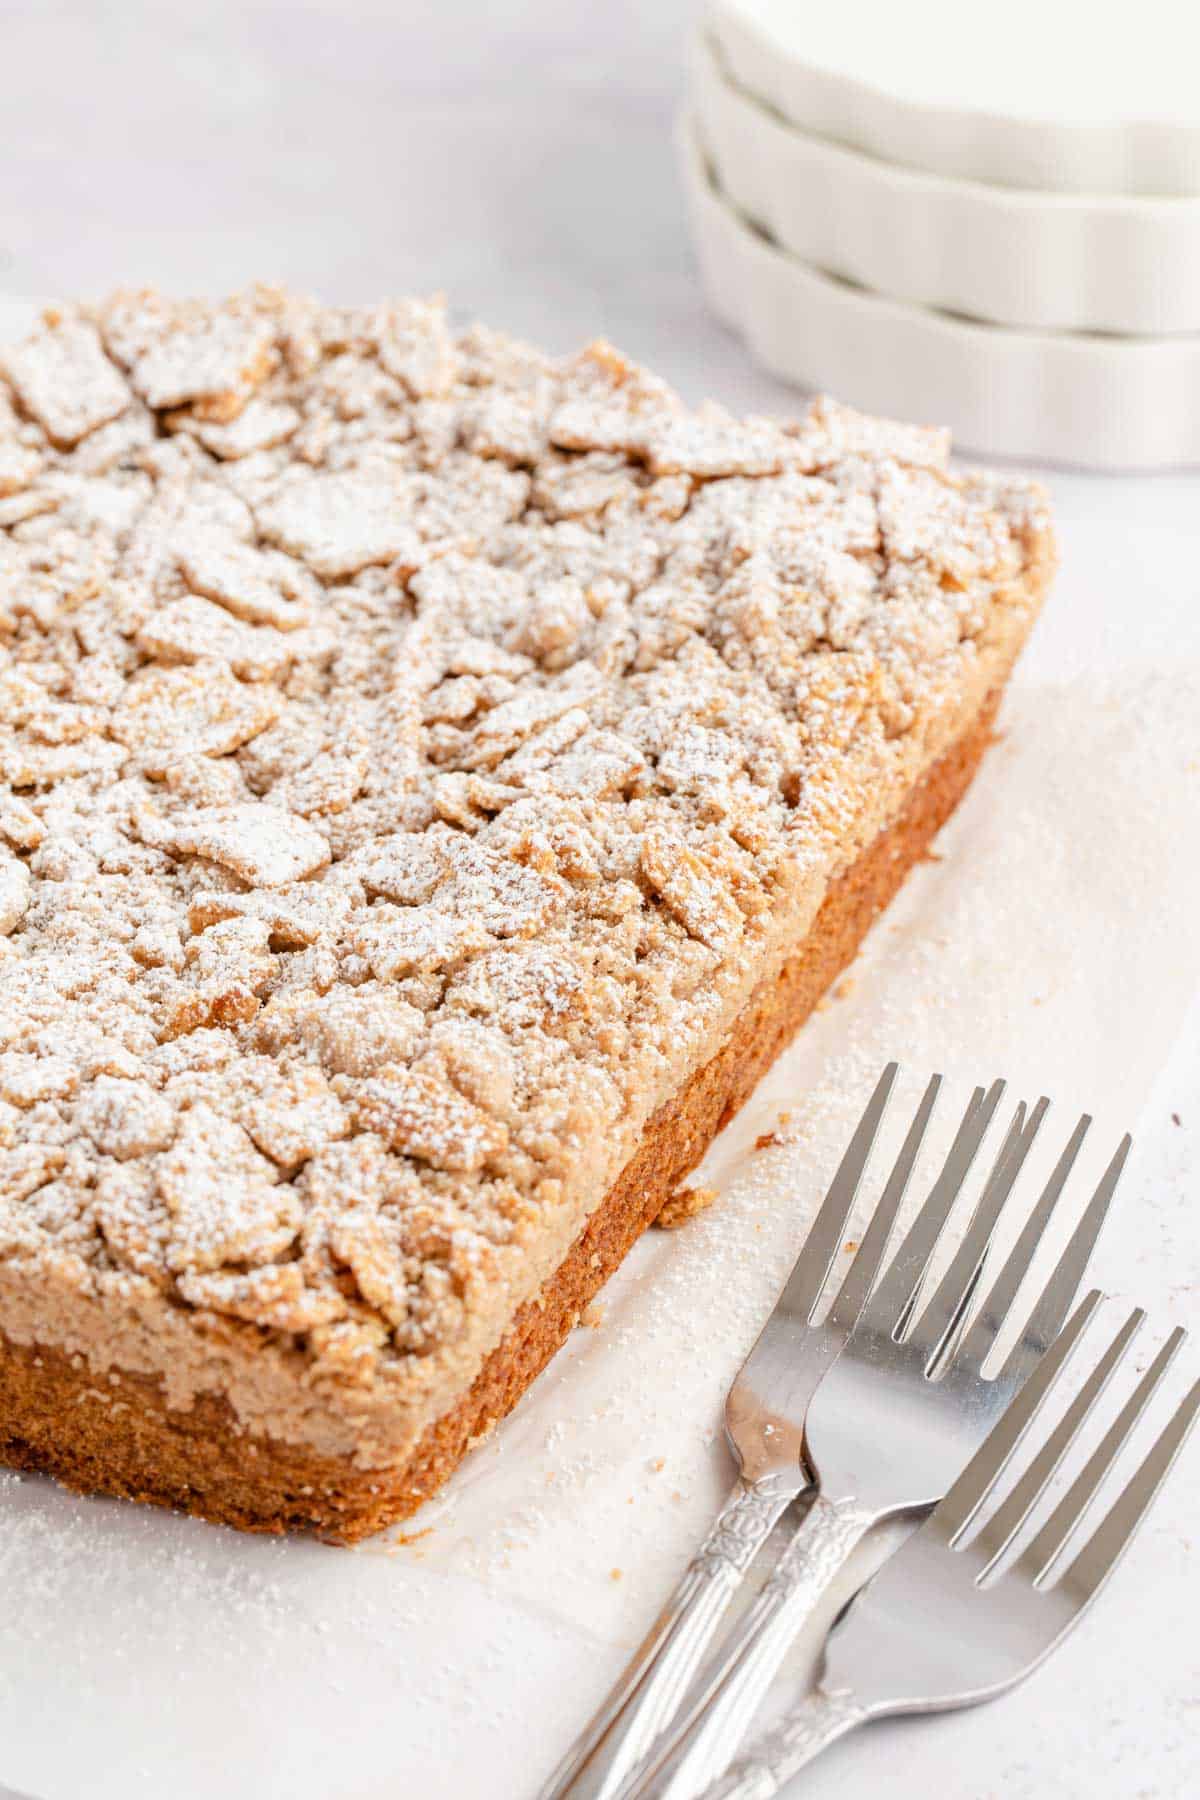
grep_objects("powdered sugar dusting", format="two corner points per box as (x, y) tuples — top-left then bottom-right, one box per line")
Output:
(0, 285), (1048, 1425)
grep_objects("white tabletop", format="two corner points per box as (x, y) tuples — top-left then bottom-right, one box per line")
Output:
(0, 6), (1197, 1799)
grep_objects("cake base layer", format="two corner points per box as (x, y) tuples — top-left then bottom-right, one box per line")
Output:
(0, 688), (1001, 1542)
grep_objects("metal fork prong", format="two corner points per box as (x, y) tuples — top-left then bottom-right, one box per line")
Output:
(938, 1288), (1104, 1543)
(864, 1077), (1006, 1338)
(972, 1308), (1144, 1573)
(1055, 1377), (1200, 1603)
(824, 1073), (942, 1338)
(957, 1111), (1090, 1378)
(1019, 1325), (1188, 1586)
(908, 1095), (1047, 1367)
(1000, 1133), (1131, 1381)
(915, 1100), (1039, 1361)
(784, 1061), (900, 1326)
(893, 1083), (1003, 1344)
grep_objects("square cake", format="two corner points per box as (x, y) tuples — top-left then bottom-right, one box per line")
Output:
(0, 289), (1054, 1538)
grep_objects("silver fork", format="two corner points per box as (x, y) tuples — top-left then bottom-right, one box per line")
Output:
(699, 1293), (1198, 1798)
(541, 1065), (1013, 1799)
(619, 1107), (1128, 1799)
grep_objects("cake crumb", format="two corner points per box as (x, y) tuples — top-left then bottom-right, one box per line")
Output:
(393, 1526), (434, 1549)
(654, 1184), (719, 1230)
(580, 1300), (607, 1330)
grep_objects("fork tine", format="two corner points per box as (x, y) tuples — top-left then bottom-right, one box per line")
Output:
(1019, 1325), (1187, 1585)
(938, 1288), (1103, 1542)
(956, 1112), (1090, 1377)
(972, 1309), (1144, 1571)
(916, 1100), (1039, 1360)
(778, 1062), (899, 1325)
(863, 1077), (1006, 1336)
(1055, 1377), (1200, 1603)
(823, 1073), (942, 1337)
(906, 1096), (1048, 1366)
(1000, 1133), (1130, 1380)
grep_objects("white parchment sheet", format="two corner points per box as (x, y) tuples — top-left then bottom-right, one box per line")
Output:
(0, 305), (1196, 1799)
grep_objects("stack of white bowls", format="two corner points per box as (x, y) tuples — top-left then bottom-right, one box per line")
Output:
(682, 0), (1200, 467)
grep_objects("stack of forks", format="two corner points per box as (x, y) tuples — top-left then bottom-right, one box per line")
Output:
(542, 1066), (1197, 1800)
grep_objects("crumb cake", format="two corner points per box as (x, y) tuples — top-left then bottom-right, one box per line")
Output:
(0, 289), (1054, 1539)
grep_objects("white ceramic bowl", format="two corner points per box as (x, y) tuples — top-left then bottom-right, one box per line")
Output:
(709, 0), (1200, 197)
(692, 33), (1200, 336)
(679, 116), (1200, 470)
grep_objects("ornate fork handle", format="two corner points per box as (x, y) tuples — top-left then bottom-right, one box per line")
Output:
(693, 1478), (794, 1578)
(538, 1475), (800, 1799)
(619, 1494), (874, 1798)
(700, 1690), (867, 1800)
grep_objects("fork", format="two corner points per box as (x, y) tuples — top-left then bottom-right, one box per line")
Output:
(698, 1292), (1198, 1798)
(540, 1065), (1015, 1799)
(618, 1104), (1128, 1799)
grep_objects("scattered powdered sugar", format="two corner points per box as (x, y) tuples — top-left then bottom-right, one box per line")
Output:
(0, 1479), (302, 1653)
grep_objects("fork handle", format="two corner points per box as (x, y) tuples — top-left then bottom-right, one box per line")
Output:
(618, 1494), (874, 1799)
(538, 1476), (800, 1800)
(698, 1690), (867, 1800)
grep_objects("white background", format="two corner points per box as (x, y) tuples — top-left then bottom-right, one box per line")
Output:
(0, 5), (1198, 1799)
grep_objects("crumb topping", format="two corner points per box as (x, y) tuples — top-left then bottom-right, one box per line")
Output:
(0, 286), (1050, 1390)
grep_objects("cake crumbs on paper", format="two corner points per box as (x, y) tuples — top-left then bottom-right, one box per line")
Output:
(580, 1299), (607, 1330)
(754, 1105), (797, 1151)
(654, 1184), (719, 1230)
(816, 975), (856, 1014)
